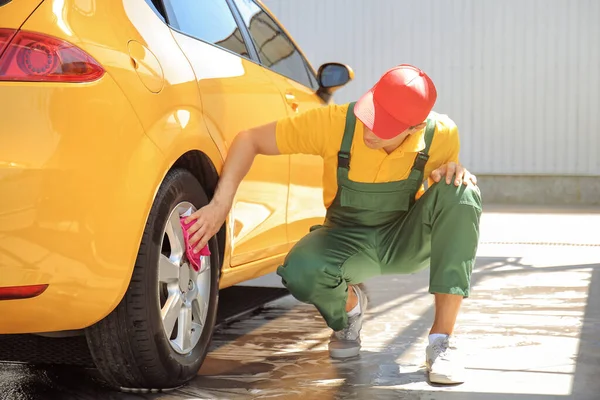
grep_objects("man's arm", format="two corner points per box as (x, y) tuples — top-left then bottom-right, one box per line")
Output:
(185, 105), (334, 252)
(429, 122), (477, 186)
(184, 121), (280, 252)
(210, 122), (279, 214)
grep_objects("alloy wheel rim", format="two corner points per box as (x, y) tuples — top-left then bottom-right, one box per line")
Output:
(158, 202), (211, 355)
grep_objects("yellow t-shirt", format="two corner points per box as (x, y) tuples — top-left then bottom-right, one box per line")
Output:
(275, 103), (460, 208)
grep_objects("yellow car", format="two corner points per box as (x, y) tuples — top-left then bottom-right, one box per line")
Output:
(0, 0), (352, 390)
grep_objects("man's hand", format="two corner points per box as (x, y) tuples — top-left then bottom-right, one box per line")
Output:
(430, 162), (477, 186)
(184, 203), (228, 253)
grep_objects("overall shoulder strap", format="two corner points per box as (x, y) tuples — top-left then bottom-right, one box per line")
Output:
(422, 117), (436, 155)
(337, 102), (357, 169)
(411, 117), (436, 173)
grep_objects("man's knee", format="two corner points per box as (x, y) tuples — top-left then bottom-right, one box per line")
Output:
(276, 251), (339, 303)
(428, 179), (482, 209)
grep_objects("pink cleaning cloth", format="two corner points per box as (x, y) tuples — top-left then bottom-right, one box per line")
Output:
(180, 217), (211, 272)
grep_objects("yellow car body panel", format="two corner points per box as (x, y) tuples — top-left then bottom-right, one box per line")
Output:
(0, 74), (165, 333)
(0, 0), (43, 29)
(0, 0), (344, 334)
(269, 76), (328, 249)
(171, 31), (292, 267)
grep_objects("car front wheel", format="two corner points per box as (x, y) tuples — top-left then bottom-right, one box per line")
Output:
(85, 169), (220, 391)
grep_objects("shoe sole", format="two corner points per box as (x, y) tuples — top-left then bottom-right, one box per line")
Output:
(328, 344), (360, 359)
(328, 286), (368, 359)
(428, 371), (465, 385)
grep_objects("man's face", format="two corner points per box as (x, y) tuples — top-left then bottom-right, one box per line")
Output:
(362, 122), (427, 150)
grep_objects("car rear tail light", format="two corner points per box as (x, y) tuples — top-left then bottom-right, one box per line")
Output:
(0, 284), (49, 300)
(0, 29), (104, 82)
(0, 28), (16, 56)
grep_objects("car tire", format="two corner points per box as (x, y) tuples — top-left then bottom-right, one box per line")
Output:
(85, 168), (220, 391)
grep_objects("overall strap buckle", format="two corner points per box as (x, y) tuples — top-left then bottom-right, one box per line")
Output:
(412, 152), (429, 172)
(337, 151), (351, 169)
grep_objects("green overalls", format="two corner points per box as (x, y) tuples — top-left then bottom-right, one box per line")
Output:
(276, 103), (482, 331)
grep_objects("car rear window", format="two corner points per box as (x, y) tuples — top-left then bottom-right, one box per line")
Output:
(144, 0), (167, 23)
(163, 0), (251, 59)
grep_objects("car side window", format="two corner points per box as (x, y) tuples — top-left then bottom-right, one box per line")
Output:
(231, 0), (318, 90)
(162, 0), (250, 59)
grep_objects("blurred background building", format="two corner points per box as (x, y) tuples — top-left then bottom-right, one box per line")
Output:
(263, 0), (600, 205)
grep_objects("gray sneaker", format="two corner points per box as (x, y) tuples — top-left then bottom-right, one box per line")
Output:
(426, 335), (465, 384)
(328, 285), (368, 359)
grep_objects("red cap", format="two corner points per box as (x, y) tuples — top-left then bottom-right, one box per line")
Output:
(354, 64), (437, 139)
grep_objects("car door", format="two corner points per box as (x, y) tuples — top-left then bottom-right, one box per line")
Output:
(230, 0), (328, 249)
(162, 0), (290, 267)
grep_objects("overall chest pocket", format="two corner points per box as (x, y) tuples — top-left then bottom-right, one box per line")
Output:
(339, 185), (413, 212)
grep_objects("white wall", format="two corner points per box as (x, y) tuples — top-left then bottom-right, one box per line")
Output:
(263, 0), (600, 176)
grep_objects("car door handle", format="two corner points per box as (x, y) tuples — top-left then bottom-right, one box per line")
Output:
(285, 92), (299, 112)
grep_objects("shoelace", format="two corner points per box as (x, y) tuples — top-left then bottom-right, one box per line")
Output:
(334, 316), (360, 340)
(334, 287), (363, 341)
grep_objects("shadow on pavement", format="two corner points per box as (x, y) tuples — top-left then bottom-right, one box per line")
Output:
(0, 256), (598, 400)
(571, 266), (600, 399)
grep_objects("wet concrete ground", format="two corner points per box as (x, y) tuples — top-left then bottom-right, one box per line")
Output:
(1, 206), (599, 399)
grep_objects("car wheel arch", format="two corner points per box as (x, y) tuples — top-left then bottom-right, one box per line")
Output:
(170, 149), (226, 270)
(106, 147), (226, 318)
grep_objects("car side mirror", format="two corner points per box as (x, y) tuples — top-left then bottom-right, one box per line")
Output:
(317, 63), (354, 102)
